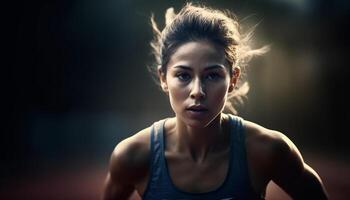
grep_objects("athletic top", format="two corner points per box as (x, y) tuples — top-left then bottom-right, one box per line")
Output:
(142, 114), (263, 200)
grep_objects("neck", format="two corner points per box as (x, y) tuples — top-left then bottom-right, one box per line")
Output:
(174, 113), (228, 163)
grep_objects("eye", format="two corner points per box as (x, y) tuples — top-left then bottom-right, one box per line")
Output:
(205, 72), (222, 81)
(175, 72), (191, 82)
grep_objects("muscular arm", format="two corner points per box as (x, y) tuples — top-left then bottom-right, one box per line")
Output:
(103, 172), (134, 200)
(102, 130), (150, 200)
(102, 139), (137, 200)
(270, 133), (328, 199)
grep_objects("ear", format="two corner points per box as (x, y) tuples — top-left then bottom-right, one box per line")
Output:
(158, 66), (168, 92)
(228, 66), (241, 93)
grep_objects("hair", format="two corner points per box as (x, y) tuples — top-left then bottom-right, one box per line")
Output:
(149, 3), (269, 114)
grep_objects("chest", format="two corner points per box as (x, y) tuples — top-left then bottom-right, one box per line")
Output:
(165, 150), (230, 193)
(137, 138), (270, 197)
(136, 150), (229, 196)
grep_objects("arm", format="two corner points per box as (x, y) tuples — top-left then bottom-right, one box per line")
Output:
(103, 172), (134, 200)
(102, 139), (136, 200)
(270, 133), (328, 199)
(102, 133), (150, 200)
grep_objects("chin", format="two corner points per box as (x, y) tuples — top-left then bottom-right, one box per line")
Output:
(181, 112), (219, 128)
(186, 120), (210, 128)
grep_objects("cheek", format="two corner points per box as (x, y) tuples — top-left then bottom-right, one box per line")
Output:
(167, 82), (189, 109)
(209, 82), (230, 103)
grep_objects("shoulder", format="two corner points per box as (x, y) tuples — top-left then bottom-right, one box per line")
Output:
(243, 120), (304, 179)
(108, 126), (152, 185)
(242, 119), (328, 198)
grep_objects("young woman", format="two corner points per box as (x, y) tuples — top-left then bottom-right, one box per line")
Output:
(102, 3), (328, 200)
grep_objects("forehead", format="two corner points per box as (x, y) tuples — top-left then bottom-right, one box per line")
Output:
(167, 40), (228, 70)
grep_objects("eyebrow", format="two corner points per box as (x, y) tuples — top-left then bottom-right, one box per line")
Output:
(173, 64), (226, 71)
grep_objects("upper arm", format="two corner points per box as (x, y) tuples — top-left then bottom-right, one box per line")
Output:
(102, 130), (150, 200)
(270, 132), (328, 199)
(103, 171), (134, 200)
(102, 141), (136, 200)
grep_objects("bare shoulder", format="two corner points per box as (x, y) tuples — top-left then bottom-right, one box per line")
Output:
(108, 126), (152, 184)
(244, 120), (300, 154)
(102, 127), (152, 199)
(243, 120), (304, 178)
(243, 120), (328, 199)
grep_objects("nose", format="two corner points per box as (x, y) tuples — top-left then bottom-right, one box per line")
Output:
(190, 77), (206, 100)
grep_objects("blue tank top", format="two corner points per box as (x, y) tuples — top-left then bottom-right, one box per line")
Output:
(142, 114), (263, 200)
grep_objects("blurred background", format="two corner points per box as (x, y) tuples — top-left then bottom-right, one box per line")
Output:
(3, 0), (350, 199)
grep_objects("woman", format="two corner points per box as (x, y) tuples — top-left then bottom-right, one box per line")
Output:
(102, 3), (328, 200)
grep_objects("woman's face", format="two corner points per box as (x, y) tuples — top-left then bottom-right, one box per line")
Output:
(159, 40), (239, 127)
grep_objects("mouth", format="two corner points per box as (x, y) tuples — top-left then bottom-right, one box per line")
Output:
(186, 105), (208, 112)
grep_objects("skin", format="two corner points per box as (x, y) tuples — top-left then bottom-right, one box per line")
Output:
(102, 40), (328, 200)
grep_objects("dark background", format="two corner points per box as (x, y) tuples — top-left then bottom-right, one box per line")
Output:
(3, 0), (350, 199)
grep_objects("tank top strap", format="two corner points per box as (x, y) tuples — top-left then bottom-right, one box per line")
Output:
(150, 118), (165, 170)
(143, 119), (166, 198)
(227, 114), (258, 198)
(228, 114), (246, 164)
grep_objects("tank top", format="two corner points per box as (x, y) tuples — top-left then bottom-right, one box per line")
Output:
(142, 114), (263, 200)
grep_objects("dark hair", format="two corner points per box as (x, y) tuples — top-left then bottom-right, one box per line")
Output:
(149, 3), (269, 113)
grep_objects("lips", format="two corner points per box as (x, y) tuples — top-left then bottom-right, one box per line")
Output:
(186, 105), (208, 118)
(186, 104), (208, 112)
